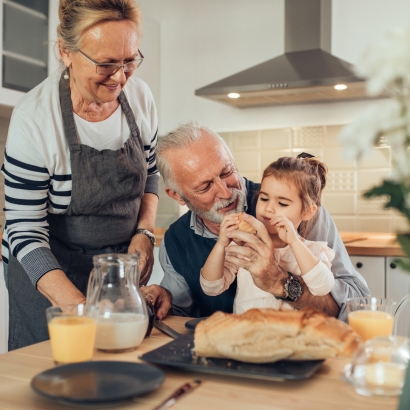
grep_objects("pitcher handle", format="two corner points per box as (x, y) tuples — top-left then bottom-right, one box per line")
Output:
(394, 293), (410, 336)
(86, 268), (99, 307)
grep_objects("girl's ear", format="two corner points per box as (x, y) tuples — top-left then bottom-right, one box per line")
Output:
(302, 204), (317, 221)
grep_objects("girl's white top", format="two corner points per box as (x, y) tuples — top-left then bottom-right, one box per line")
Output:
(200, 236), (335, 313)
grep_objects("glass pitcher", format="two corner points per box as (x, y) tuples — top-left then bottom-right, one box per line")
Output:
(86, 253), (149, 352)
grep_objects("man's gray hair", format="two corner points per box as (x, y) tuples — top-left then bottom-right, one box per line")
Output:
(157, 121), (234, 193)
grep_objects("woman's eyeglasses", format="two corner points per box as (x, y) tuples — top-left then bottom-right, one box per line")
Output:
(77, 49), (144, 76)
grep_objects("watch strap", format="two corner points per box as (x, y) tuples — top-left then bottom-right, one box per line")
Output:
(135, 228), (156, 246)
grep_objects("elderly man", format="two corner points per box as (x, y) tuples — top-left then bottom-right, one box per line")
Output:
(144, 122), (369, 321)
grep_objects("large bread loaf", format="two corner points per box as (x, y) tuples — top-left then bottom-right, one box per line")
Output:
(194, 308), (361, 363)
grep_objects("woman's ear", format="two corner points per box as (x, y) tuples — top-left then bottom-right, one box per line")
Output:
(58, 38), (72, 68)
(302, 204), (317, 221)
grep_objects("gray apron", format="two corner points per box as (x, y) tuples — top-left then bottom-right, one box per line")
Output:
(7, 73), (147, 350)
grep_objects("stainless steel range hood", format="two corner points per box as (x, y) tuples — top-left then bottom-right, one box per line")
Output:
(195, 0), (369, 108)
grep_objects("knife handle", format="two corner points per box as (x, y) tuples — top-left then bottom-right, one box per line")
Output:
(153, 379), (202, 410)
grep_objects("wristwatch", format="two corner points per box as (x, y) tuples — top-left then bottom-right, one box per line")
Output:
(135, 228), (156, 246)
(274, 272), (303, 302)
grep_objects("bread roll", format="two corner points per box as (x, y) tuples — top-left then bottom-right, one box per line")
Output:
(238, 212), (257, 234)
(194, 308), (361, 363)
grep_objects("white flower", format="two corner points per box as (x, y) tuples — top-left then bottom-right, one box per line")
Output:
(339, 99), (405, 159)
(357, 26), (410, 96)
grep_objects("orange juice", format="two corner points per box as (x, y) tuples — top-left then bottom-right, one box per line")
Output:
(348, 310), (394, 341)
(48, 316), (96, 364)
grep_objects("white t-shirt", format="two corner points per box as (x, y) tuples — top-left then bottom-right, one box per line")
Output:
(74, 104), (130, 150)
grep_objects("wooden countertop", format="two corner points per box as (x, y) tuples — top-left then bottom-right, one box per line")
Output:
(155, 228), (406, 257)
(0, 316), (397, 410)
(339, 232), (405, 257)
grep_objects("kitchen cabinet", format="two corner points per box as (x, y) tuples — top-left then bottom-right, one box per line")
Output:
(349, 255), (410, 337)
(386, 257), (410, 337)
(350, 256), (385, 299)
(0, 0), (56, 107)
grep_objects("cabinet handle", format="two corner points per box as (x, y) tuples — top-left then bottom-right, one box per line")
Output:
(356, 262), (363, 269)
(390, 263), (397, 269)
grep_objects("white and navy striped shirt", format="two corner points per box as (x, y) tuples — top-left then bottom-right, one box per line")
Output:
(2, 69), (159, 286)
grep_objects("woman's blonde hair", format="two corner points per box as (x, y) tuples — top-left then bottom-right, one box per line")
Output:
(58, 0), (142, 51)
(261, 156), (328, 237)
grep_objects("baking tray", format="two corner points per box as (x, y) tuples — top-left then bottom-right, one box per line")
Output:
(140, 334), (324, 381)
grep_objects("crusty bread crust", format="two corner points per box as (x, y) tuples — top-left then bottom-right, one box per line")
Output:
(238, 212), (257, 234)
(194, 308), (361, 363)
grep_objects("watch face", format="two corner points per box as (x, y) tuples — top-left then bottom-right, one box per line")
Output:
(287, 278), (302, 299)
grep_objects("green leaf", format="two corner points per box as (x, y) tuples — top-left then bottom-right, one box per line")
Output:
(364, 181), (410, 218)
(396, 234), (410, 258)
(394, 258), (410, 273)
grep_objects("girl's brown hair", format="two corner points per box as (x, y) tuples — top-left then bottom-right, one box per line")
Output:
(58, 0), (142, 51)
(261, 156), (328, 237)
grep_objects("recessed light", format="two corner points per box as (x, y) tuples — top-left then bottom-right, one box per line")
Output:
(334, 84), (347, 91)
(228, 93), (240, 99)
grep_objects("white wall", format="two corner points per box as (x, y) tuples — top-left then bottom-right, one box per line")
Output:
(137, 0), (410, 135)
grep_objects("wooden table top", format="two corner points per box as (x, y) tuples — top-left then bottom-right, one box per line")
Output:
(0, 316), (398, 410)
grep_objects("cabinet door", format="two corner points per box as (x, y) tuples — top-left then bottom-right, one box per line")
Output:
(349, 256), (385, 299)
(386, 257), (410, 337)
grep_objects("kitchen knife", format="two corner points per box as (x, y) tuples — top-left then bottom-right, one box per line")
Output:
(153, 319), (181, 339)
(152, 379), (202, 410)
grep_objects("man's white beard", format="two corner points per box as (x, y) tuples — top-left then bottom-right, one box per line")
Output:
(182, 187), (247, 224)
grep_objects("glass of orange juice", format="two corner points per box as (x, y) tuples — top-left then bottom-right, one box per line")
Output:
(347, 297), (397, 342)
(46, 304), (97, 365)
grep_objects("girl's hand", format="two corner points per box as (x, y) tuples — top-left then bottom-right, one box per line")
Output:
(269, 215), (298, 245)
(217, 213), (240, 247)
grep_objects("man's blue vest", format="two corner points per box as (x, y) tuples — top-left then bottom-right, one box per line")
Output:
(165, 179), (260, 317)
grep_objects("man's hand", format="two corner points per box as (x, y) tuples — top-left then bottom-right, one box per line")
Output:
(141, 285), (172, 320)
(225, 213), (341, 317)
(128, 233), (154, 285)
(225, 214), (288, 296)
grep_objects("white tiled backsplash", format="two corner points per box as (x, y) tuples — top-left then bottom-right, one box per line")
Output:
(157, 124), (409, 233)
(0, 121), (404, 234)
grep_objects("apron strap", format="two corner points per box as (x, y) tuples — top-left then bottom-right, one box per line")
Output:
(118, 91), (144, 152)
(59, 72), (80, 149)
(59, 72), (144, 153)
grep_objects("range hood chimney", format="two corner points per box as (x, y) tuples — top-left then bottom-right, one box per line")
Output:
(195, 0), (368, 108)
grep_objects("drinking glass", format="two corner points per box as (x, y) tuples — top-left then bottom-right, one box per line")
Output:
(341, 335), (410, 397)
(46, 304), (97, 365)
(346, 297), (397, 342)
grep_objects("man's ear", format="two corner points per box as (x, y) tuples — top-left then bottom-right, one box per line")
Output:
(165, 187), (186, 206)
(302, 204), (317, 221)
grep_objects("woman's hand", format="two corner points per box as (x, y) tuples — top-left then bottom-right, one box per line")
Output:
(141, 285), (172, 320)
(128, 234), (155, 285)
(269, 215), (298, 245)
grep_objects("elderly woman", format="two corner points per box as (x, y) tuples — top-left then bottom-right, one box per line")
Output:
(2, 0), (159, 350)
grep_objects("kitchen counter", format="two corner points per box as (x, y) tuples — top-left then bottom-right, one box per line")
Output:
(339, 232), (405, 257)
(0, 316), (398, 409)
(155, 229), (406, 257)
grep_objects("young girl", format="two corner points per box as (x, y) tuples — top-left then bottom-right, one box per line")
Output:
(200, 156), (335, 313)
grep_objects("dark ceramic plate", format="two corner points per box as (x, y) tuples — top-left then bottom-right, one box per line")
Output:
(31, 361), (165, 405)
(140, 334), (324, 381)
(184, 317), (208, 331)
